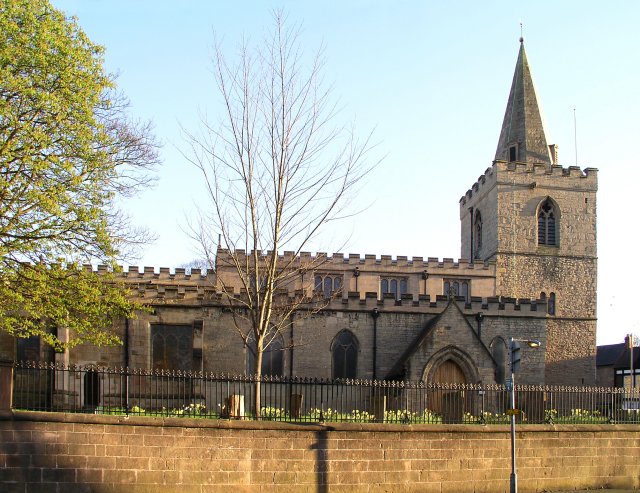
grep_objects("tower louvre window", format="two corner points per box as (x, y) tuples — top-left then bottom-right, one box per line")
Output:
(548, 292), (556, 315)
(474, 210), (483, 259)
(538, 198), (558, 246)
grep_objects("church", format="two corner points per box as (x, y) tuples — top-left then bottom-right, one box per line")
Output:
(5, 39), (598, 390)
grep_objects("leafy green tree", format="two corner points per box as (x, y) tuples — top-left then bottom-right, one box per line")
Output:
(0, 0), (159, 349)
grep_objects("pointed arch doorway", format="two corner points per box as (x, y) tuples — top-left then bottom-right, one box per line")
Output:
(429, 359), (468, 420)
(423, 348), (479, 421)
(432, 359), (467, 386)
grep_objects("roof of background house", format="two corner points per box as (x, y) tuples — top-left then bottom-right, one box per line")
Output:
(596, 343), (625, 367)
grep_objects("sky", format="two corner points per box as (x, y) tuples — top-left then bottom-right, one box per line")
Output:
(50, 1), (640, 346)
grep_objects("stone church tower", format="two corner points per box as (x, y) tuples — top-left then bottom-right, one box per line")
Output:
(460, 39), (598, 385)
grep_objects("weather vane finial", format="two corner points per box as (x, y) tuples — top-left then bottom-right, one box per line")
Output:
(519, 21), (524, 43)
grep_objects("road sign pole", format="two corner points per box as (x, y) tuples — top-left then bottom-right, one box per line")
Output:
(510, 364), (517, 493)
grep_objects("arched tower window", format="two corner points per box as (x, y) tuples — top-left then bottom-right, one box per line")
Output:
(247, 332), (284, 376)
(474, 210), (483, 259)
(538, 198), (558, 246)
(548, 292), (556, 316)
(331, 330), (358, 379)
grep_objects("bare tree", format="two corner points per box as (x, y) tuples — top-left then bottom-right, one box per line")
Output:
(183, 13), (376, 415)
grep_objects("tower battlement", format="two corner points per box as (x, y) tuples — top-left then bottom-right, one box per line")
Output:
(459, 160), (598, 207)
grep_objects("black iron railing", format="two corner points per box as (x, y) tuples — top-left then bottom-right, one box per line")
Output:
(10, 361), (640, 425)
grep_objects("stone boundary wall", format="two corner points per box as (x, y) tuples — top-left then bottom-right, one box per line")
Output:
(0, 411), (638, 493)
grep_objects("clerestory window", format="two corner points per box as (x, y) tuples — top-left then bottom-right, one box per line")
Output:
(443, 279), (470, 302)
(314, 275), (343, 298)
(380, 277), (408, 300)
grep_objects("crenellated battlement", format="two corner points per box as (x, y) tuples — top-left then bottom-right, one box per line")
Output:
(118, 260), (543, 316)
(459, 160), (598, 207)
(215, 249), (495, 273)
(322, 292), (548, 316)
(84, 264), (215, 282)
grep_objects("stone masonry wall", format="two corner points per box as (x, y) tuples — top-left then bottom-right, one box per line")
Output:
(1, 411), (639, 493)
(545, 318), (598, 386)
(477, 315), (546, 385)
(496, 253), (597, 385)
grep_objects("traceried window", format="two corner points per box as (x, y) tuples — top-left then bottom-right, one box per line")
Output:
(380, 277), (408, 300)
(246, 333), (284, 376)
(314, 275), (343, 298)
(443, 279), (470, 302)
(538, 198), (558, 246)
(332, 330), (358, 379)
(151, 324), (193, 371)
(491, 337), (507, 384)
(16, 336), (40, 362)
(474, 210), (483, 259)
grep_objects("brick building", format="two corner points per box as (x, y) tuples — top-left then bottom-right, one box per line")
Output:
(0, 39), (598, 397)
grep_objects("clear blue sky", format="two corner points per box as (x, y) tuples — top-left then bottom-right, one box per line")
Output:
(51, 1), (640, 346)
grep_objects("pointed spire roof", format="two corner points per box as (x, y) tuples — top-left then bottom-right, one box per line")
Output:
(495, 38), (552, 165)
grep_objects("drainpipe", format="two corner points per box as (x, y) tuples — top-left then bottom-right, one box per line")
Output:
(475, 312), (484, 340)
(353, 267), (360, 292)
(422, 270), (429, 296)
(372, 308), (380, 380)
(124, 318), (130, 411)
(289, 312), (295, 378)
(468, 206), (474, 261)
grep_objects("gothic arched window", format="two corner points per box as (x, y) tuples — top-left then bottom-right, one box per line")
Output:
(474, 210), (483, 259)
(538, 198), (558, 246)
(247, 332), (284, 376)
(491, 338), (507, 384)
(332, 330), (358, 379)
(151, 324), (192, 371)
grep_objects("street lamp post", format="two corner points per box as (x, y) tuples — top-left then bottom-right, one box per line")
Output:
(508, 337), (541, 493)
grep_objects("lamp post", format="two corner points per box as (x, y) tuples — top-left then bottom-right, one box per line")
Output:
(508, 337), (541, 493)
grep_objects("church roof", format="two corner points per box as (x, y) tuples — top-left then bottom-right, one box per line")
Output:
(495, 38), (552, 165)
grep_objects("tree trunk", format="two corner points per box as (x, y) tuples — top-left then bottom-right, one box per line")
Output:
(254, 345), (263, 418)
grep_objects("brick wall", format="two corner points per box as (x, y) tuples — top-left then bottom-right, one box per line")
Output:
(1, 411), (638, 493)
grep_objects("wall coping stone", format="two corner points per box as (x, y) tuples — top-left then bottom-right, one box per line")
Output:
(2, 410), (639, 434)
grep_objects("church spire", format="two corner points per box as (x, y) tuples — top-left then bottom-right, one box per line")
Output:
(495, 38), (552, 165)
